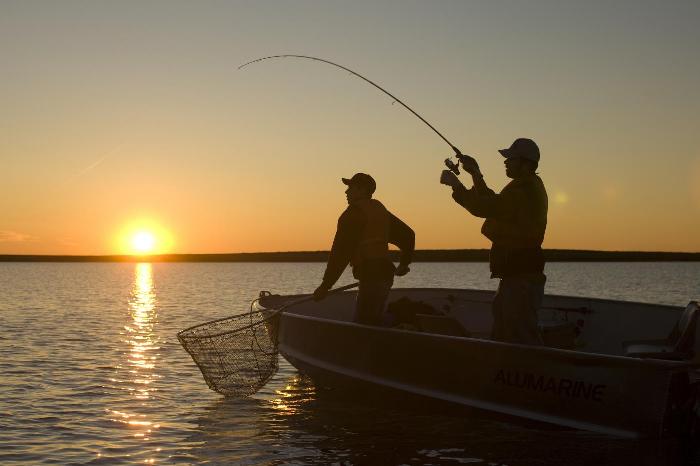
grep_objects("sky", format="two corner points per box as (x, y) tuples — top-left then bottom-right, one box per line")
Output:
(1, 0), (699, 254)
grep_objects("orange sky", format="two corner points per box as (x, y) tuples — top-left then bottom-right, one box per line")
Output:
(2, 1), (699, 255)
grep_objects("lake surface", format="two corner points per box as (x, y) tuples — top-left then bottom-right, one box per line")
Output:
(1, 262), (699, 465)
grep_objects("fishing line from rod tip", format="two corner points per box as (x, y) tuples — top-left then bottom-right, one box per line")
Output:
(238, 54), (463, 157)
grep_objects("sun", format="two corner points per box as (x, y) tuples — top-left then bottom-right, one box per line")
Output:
(115, 219), (174, 255)
(131, 231), (157, 254)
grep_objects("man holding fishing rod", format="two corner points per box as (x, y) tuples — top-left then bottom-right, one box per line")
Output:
(440, 138), (548, 345)
(313, 173), (415, 326)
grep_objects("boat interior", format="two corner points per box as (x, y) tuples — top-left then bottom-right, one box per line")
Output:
(259, 288), (699, 361)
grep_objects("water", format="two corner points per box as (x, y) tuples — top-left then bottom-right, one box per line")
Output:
(1, 262), (698, 465)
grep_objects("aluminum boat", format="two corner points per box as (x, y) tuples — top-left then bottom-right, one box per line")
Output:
(256, 288), (700, 439)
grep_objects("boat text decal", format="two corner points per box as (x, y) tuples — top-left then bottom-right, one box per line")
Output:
(494, 369), (606, 402)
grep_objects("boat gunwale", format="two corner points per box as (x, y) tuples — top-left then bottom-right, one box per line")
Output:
(256, 288), (697, 369)
(259, 286), (686, 312)
(274, 310), (696, 369)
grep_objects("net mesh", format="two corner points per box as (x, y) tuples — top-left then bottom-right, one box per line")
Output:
(177, 307), (280, 397)
(178, 284), (356, 397)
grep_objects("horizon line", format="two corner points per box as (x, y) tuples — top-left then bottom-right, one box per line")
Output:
(1, 248), (699, 262)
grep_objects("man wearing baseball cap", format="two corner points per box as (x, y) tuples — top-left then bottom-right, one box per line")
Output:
(440, 138), (548, 345)
(313, 173), (415, 326)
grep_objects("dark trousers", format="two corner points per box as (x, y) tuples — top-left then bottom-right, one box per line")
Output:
(491, 273), (546, 345)
(354, 278), (394, 326)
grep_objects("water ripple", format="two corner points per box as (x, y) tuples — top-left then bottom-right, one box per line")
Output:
(1, 262), (698, 465)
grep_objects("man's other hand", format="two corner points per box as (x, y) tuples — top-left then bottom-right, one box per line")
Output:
(395, 264), (410, 276)
(313, 284), (330, 301)
(440, 170), (460, 187)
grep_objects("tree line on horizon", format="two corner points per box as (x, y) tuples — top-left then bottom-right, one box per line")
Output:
(1, 249), (699, 262)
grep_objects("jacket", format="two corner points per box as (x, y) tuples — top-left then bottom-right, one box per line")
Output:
(322, 198), (415, 286)
(452, 174), (548, 277)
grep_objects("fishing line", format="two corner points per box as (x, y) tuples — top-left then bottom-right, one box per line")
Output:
(238, 54), (465, 160)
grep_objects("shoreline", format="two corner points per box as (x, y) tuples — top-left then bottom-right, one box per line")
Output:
(1, 249), (699, 262)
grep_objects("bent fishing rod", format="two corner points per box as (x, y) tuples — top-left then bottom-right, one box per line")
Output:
(238, 54), (470, 175)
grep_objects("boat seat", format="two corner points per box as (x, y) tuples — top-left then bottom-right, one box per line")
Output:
(623, 301), (699, 360)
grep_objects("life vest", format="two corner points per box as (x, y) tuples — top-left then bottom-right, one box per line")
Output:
(351, 199), (390, 267)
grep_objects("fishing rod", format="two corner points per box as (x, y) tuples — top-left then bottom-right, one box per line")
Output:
(238, 54), (470, 175)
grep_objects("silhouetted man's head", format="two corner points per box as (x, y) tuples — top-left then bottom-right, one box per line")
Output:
(342, 173), (375, 205)
(499, 138), (540, 179)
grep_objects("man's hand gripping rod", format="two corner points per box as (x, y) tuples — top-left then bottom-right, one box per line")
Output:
(445, 147), (479, 176)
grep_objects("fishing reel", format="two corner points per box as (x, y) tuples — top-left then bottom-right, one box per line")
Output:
(445, 152), (479, 176)
(444, 157), (460, 175)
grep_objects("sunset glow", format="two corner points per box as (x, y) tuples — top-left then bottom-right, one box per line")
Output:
(1, 2), (698, 255)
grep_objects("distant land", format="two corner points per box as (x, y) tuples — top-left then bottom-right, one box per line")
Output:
(1, 249), (699, 262)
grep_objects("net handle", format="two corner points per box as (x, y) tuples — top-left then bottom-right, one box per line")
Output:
(275, 282), (360, 312)
(251, 281), (361, 332)
(176, 282), (360, 340)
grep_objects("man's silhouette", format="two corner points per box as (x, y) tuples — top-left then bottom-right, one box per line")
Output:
(441, 138), (548, 344)
(314, 173), (415, 325)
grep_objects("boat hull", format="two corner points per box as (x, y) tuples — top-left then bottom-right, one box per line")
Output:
(277, 312), (691, 438)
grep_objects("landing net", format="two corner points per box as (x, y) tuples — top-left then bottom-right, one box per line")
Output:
(177, 302), (280, 397)
(178, 283), (357, 397)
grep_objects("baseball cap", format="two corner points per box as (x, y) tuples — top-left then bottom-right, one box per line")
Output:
(498, 138), (540, 162)
(342, 173), (376, 194)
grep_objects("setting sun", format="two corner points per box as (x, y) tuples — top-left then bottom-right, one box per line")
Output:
(131, 231), (156, 254)
(115, 219), (174, 255)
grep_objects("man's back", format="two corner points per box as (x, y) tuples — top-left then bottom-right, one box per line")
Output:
(323, 198), (414, 284)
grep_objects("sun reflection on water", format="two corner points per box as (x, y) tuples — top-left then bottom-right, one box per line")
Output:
(106, 263), (162, 462)
(126, 263), (159, 400)
(266, 375), (317, 415)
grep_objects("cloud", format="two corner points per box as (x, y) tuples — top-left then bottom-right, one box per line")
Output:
(66, 144), (121, 183)
(70, 155), (109, 181)
(0, 230), (38, 243)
